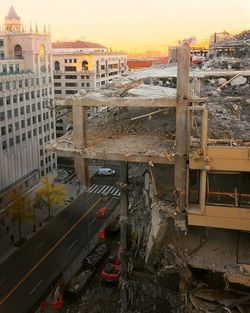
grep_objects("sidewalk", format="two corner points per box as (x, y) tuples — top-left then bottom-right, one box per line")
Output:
(0, 182), (81, 265)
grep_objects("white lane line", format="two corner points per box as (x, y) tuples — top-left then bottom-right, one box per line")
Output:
(67, 239), (78, 251)
(89, 216), (96, 226)
(35, 241), (45, 250)
(102, 186), (110, 193)
(106, 186), (114, 193)
(97, 185), (107, 194)
(90, 185), (100, 193)
(64, 215), (73, 224)
(0, 278), (6, 286)
(113, 189), (120, 196)
(88, 185), (97, 192)
(30, 279), (43, 294)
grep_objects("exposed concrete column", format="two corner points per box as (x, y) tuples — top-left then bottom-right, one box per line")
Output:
(73, 105), (90, 189)
(200, 109), (208, 214)
(174, 43), (190, 213)
(120, 161), (128, 312)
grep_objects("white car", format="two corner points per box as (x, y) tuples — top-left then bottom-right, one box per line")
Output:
(98, 168), (115, 176)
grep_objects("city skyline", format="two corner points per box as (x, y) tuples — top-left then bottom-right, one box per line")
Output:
(1, 0), (250, 54)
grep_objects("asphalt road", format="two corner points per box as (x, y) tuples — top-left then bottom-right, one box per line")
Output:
(0, 192), (120, 313)
(90, 163), (121, 186)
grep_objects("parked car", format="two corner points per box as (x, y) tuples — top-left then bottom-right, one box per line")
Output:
(98, 168), (115, 176)
(97, 207), (109, 217)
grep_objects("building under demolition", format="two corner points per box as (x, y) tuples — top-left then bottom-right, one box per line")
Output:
(48, 42), (250, 312)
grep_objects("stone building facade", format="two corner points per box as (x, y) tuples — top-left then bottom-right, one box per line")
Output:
(0, 7), (56, 210)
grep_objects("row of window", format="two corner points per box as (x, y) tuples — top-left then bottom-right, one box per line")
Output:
(0, 107), (54, 122)
(0, 76), (51, 91)
(54, 75), (90, 79)
(2, 132), (55, 151)
(0, 90), (52, 106)
(1, 121), (54, 136)
(54, 82), (90, 87)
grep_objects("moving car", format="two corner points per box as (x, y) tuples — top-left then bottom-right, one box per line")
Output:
(98, 168), (115, 176)
(97, 207), (108, 217)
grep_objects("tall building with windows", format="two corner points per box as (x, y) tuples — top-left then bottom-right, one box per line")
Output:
(52, 41), (127, 96)
(0, 7), (56, 211)
(52, 41), (127, 138)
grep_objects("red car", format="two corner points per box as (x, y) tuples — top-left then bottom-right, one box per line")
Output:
(97, 207), (108, 217)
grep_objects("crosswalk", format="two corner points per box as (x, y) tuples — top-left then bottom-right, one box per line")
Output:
(88, 184), (121, 197)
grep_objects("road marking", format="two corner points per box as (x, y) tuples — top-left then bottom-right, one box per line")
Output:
(97, 185), (107, 194)
(102, 185), (110, 193)
(35, 241), (45, 250)
(64, 215), (73, 224)
(0, 197), (102, 305)
(89, 216), (96, 226)
(29, 280), (43, 295)
(0, 278), (6, 286)
(67, 239), (78, 251)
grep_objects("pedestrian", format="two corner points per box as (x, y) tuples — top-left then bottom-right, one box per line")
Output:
(10, 234), (14, 244)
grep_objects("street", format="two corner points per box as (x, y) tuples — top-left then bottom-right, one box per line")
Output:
(0, 190), (120, 313)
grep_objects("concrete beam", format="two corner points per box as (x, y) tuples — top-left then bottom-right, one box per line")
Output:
(64, 97), (177, 107)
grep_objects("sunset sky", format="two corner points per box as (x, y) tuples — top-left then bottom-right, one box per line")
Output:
(1, 0), (250, 54)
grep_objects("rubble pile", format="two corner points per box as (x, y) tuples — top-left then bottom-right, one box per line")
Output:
(199, 75), (250, 141)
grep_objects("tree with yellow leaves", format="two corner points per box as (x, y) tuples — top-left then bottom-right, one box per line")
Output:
(37, 176), (67, 218)
(6, 188), (33, 242)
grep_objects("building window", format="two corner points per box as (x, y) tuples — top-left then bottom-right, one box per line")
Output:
(54, 75), (61, 79)
(2, 141), (7, 150)
(64, 59), (67, 63)
(0, 112), (5, 121)
(54, 82), (61, 87)
(33, 129), (37, 136)
(15, 122), (19, 130)
(7, 110), (12, 119)
(8, 124), (13, 133)
(0, 97), (3, 106)
(65, 75), (77, 79)
(6, 96), (11, 105)
(55, 90), (62, 94)
(9, 138), (14, 147)
(19, 93), (23, 102)
(82, 60), (88, 71)
(1, 126), (6, 136)
(65, 82), (77, 87)
(65, 66), (77, 72)
(65, 90), (77, 94)
(54, 61), (60, 71)
(16, 135), (20, 144)
(22, 133), (26, 141)
(14, 44), (22, 59)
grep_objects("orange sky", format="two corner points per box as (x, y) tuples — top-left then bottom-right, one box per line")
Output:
(1, 0), (250, 54)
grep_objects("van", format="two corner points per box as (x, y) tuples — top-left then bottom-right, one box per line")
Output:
(98, 168), (115, 176)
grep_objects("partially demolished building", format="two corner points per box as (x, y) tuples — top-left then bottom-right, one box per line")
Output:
(49, 43), (250, 312)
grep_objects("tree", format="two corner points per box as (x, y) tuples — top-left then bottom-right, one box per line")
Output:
(6, 188), (33, 242)
(37, 176), (67, 218)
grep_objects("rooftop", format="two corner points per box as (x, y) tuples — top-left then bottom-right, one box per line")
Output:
(52, 41), (107, 50)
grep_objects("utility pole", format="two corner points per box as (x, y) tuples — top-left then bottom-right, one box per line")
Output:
(120, 161), (128, 313)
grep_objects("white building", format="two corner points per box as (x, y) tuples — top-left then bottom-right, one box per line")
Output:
(0, 7), (56, 210)
(52, 41), (127, 138)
